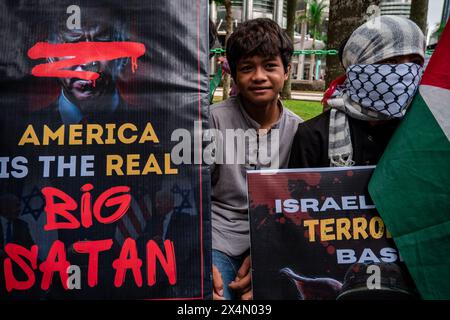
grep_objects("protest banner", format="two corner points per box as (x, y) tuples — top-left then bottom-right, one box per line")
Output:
(248, 167), (417, 300)
(0, 0), (211, 299)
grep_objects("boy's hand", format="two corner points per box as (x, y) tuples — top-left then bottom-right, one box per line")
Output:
(212, 264), (225, 300)
(229, 255), (253, 300)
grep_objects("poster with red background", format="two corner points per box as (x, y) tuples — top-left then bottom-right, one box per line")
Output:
(248, 167), (418, 300)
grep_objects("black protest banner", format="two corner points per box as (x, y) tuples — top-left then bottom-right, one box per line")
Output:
(0, 0), (211, 299)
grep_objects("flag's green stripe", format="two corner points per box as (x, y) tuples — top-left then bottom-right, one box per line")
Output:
(369, 92), (450, 299)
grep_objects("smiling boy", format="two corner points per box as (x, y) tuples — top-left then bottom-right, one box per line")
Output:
(208, 18), (302, 300)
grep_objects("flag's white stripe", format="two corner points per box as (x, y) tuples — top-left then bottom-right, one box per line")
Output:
(115, 226), (125, 245)
(142, 195), (152, 218)
(420, 85), (450, 141)
(121, 213), (139, 239)
(130, 198), (146, 228)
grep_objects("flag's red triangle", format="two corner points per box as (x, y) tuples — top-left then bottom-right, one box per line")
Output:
(421, 21), (450, 90)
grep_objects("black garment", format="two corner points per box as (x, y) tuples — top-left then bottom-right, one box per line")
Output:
(0, 218), (34, 249)
(288, 110), (399, 168)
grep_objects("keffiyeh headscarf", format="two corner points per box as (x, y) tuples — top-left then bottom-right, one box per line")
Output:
(327, 15), (425, 166)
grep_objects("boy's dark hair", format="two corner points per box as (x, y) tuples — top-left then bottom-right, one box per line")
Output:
(226, 18), (293, 78)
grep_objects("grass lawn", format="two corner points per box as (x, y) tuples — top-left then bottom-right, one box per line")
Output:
(211, 97), (323, 121)
(282, 99), (323, 120)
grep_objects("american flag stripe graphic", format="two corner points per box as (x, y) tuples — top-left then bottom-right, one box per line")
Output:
(115, 195), (152, 245)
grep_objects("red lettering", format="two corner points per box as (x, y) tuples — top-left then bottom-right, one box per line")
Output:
(147, 239), (177, 286)
(42, 186), (80, 230)
(73, 239), (113, 288)
(27, 42), (146, 81)
(112, 238), (143, 288)
(39, 240), (70, 290)
(3, 244), (38, 292)
(93, 186), (131, 224)
(80, 183), (94, 228)
(42, 185), (131, 231)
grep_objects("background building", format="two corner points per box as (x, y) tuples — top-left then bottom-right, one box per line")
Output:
(380, 0), (411, 17)
(213, 0), (287, 38)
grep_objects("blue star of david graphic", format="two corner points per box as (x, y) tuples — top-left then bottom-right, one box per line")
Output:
(21, 186), (45, 221)
(171, 184), (192, 214)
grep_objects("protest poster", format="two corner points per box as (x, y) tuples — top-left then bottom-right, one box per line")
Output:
(0, 0), (211, 299)
(248, 167), (418, 300)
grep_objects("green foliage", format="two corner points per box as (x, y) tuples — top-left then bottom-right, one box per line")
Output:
(432, 22), (446, 41)
(297, 0), (328, 44)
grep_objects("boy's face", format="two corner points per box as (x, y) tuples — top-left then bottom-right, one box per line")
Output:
(235, 55), (289, 107)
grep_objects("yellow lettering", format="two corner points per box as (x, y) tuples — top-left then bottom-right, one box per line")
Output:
(303, 219), (319, 242)
(142, 154), (162, 175)
(126, 154), (141, 175)
(43, 125), (64, 145)
(18, 125), (40, 146)
(320, 218), (336, 241)
(139, 122), (159, 143)
(353, 217), (369, 240)
(106, 155), (124, 176)
(68, 124), (83, 145)
(118, 123), (138, 144)
(336, 218), (352, 240)
(369, 216), (385, 239)
(105, 124), (116, 144)
(164, 153), (178, 174)
(86, 124), (104, 145)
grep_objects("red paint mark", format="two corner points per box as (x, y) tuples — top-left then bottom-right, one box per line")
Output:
(28, 42), (146, 80)
(327, 245), (336, 255)
(347, 170), (354, 177)
(285, 212), (310, 226)
(247, 172), (322, 213)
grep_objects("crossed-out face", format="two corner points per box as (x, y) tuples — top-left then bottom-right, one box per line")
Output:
(234, 55), (289, 108)
(52, 10), (120, 113)
(58, 25), (115, 102)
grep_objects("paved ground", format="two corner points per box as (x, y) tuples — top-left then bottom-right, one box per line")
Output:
(213, 88), (324, 101)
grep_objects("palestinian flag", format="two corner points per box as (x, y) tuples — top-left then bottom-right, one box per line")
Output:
(369, 22), (450, 299)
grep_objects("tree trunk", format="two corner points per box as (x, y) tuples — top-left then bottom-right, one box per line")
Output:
(325, 0), (381, 88)
(410, 0), (429, 35)
(297, 20), (307, 80)
(309, 29), (316, 81)
(222, 0), (232, 100)
(281, 0), (298, 100)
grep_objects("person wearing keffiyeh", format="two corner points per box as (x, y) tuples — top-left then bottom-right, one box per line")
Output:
(289, 15), (426, 168)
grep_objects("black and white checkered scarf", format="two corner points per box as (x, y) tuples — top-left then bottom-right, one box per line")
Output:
(327, 16), (425, 167)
